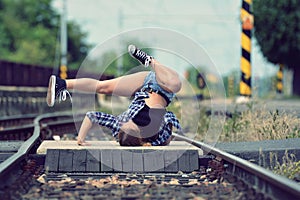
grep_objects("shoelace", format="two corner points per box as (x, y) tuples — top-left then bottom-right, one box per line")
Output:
(135, 50), (152, 67)
(135, 49), (147, 60)
(144, 57), (151, 67)
(57, 89), (72, 103)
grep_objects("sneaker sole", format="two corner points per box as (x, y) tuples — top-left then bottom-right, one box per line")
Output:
(46, 75), (56, 107)
(128, 44), (151, 67)
(128, 44), (136, 56)
(128, 44), (139, 62)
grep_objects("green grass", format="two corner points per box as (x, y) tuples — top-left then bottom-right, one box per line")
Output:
(218, 101), (299, 142)
(168, 98), (300, 182)
(270, 151), (300, 181)
(168, 99), (300, 142)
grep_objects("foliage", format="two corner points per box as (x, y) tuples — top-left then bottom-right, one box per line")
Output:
(182, 66), (212, 99)
(220, 101), (300, 142)
(165, 98), (300, 143)
(222, 70), (240, 98)
(185, 67), (206, 89)
(253, 0), (300, 95)
(0, 0), (90, 69)
(176, 99), (299, 143)
(271, 152), (300, 181)
(85, 40), (152, 76)
(253, 0), (300, 68)
(167, 98), (210, 138)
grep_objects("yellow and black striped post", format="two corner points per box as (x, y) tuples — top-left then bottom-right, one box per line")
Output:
(276, 64), (284, 94)
(60, 65), (68, 79)
(239, 0), (253, 97)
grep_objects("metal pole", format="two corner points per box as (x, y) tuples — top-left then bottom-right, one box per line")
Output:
(117, 9), (123, 76)
(237, 0), (253, 102)
(60, 0), (68, 79)
(276, 64), (284, 94)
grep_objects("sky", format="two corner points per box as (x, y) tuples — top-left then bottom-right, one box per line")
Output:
(53, 0), (277, 78)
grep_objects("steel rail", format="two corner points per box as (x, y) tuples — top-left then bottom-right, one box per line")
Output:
(173, 133), (300, 200)
(0, 112), (75, 188)
(0, 114), (36, 122)
(1, 112), (299, 199)
(0, 114), (36, 128)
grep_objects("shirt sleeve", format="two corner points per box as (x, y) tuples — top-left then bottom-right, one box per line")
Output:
(151, 111), (182, 146)
(165, 111), (182, 130)
(86, 111), (120, 137)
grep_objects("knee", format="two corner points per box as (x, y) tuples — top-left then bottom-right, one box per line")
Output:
(171, 78), (182, 93)
(165, 77), (182, 93)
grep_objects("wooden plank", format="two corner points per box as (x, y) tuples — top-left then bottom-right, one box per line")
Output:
(121, 150), (133, 172)
(72, 150), (87, 172)
(112, 149), (122, 172)
(143, 150), (164, 172)
(100, 149), (113, 172)
(86, 150), (100, 172)
(132, 150), (143, 172)
(164, 150), (179, 172)
(37, 141), (200, 155)
(45, 149), (59, 172)
(59, 149), (73, 172)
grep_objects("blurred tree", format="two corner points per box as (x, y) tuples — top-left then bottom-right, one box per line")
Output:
(185, 67), (205, 89)
(223, 70), (240, 98)
(253, 0), (300, 96)
(91, 40), (152, 76)
(0, 0), (90, 69)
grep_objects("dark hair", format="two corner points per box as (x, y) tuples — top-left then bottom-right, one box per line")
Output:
(118, 130), (143, 146)
(118, 129), (161, 146)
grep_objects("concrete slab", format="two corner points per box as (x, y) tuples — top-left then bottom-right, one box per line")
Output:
(41, 140), (202, 173)
(37, 140), (202, 154)
(216, 138), (300, 167)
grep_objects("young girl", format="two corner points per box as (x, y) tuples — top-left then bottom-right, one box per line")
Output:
(47, 45), (182, 146)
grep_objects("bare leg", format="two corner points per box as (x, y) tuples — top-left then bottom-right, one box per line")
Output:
(150, 59), (182, 93)
(65, 71), (149, 97)
(77, 116), (93, 146)
(70, 72), (147, 145)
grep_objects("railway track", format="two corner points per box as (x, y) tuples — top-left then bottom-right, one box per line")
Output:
(0, 113), (299, 199)
(0, 113), (83, 190)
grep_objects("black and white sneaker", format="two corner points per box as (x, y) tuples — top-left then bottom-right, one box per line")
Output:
(46, 75), (72, 107)
(128, 45), (153, 67)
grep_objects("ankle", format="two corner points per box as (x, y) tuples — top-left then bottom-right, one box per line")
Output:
(57, 77), (67, 89)
(77, 137), (84, 142)
(150, 59), (156, 68)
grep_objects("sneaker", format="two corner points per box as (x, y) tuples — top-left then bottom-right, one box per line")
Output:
(128, 45), (153, 67)
(46, 75), (72, 107)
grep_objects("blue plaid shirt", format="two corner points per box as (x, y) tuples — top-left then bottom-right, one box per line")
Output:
(87, 91), (182, 146)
